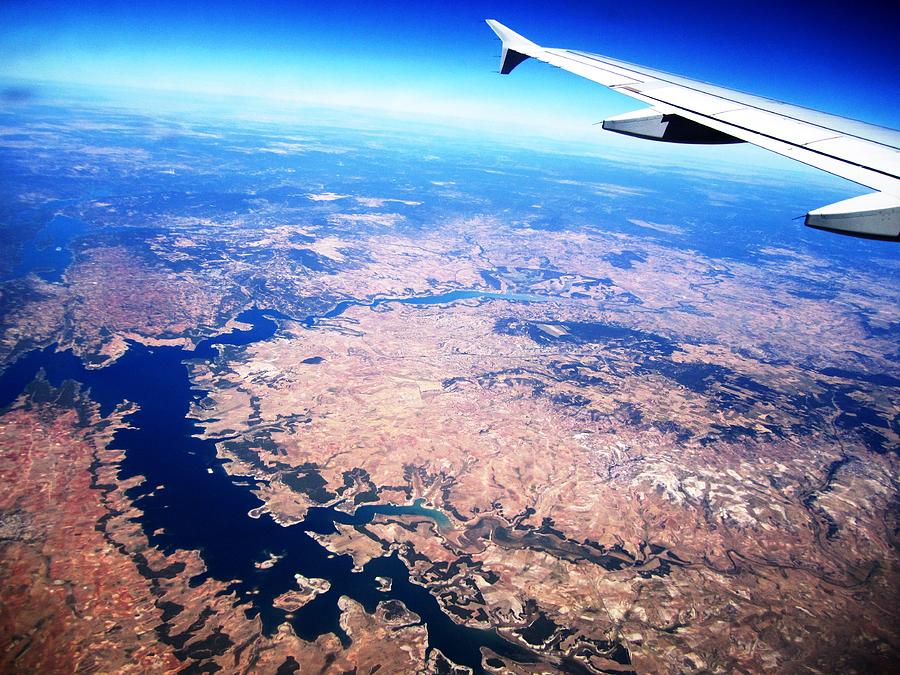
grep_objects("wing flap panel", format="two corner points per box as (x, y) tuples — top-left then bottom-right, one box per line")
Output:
(713, 108), (841, 145)
(803, 137), (900, 180)
(643, 86), (746, 116)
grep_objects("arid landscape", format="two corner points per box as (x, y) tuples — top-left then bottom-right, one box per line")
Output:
(1, 99), (898, 673)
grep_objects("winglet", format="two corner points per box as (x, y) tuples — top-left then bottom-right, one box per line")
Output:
(486, 19), (540, 74)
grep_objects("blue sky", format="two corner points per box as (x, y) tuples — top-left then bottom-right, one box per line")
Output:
(2, 0), (898, 141)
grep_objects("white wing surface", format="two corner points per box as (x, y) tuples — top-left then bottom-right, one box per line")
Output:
(486, 19), (900, 240)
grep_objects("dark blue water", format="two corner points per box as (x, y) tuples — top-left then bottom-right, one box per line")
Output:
(5, 214), (89, 283)
(0, 307), (533, 672)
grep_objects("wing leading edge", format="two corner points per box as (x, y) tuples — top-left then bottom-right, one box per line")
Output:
(486, 19), (900, 240)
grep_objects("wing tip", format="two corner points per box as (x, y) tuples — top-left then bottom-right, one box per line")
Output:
(484, 19), (536, 46)
(485, 19), (539, 75)
(484, 19), (509, 38)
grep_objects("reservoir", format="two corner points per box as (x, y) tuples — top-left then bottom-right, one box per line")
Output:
(304, 288), (546, 326)
(0, 299), (540, 672)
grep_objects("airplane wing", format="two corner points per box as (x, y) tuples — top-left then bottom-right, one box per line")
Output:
(486, 19), (900, 240)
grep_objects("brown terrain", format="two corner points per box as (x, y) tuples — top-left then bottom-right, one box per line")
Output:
(1, 108), (898, 674)
(185, 219), (898, 673)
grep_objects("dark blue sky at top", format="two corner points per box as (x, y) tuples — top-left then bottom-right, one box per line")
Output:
(1, 0), (898, 132)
